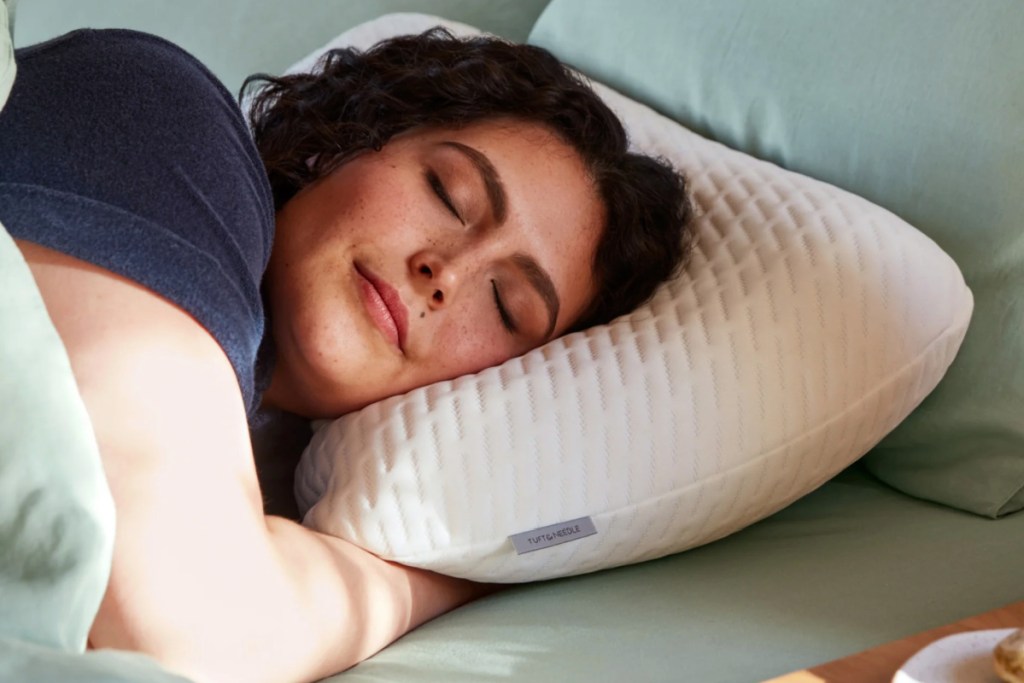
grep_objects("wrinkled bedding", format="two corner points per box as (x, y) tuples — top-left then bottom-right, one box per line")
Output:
(0, 223), (190, 681)
(0, 222), (193, 679)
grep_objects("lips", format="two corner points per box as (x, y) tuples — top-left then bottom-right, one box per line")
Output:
(355, 263), (408, 352)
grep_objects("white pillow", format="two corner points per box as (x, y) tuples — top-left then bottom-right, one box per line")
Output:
(292, 14), (973, 582)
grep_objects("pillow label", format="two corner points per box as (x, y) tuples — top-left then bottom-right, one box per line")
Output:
(509, 517), (597, 555)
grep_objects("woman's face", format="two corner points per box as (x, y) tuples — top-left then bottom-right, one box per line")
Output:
(262, 119), (603, 418)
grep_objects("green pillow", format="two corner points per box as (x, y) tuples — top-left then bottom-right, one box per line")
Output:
(529, 0), (1024, 518)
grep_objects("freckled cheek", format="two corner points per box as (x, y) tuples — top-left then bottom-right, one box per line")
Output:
(432, 319), (514, 378)
(354, 182), (423, 238)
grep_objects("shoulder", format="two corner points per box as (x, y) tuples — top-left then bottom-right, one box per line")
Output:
(11, 29), (242, 149)
(4, 29), (275, 412)
(11, 28), (273, 228)
(7, 28), (274, 267)
(16, 28), (231, 104)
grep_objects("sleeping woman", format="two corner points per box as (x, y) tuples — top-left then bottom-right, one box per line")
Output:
(0, 27), (692, 683)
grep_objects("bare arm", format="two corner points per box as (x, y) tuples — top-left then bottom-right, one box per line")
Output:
(20, 240), (490, 683)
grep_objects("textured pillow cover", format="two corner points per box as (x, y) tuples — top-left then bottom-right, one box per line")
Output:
(293, 14), (973, 582)
(529, 0), (1024, 518)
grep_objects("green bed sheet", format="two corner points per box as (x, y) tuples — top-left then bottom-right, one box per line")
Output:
(330, 465), (1024, 683)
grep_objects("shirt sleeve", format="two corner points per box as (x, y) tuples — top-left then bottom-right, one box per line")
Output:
(0, 29), (275, 413)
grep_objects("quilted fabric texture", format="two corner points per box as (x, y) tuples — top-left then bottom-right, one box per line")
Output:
(293, 15), (973, 582)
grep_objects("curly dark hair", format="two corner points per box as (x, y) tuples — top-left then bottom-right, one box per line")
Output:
(242, 28), (694, 332)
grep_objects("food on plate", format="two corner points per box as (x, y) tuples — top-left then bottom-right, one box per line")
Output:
(994, 628), (1024, 683)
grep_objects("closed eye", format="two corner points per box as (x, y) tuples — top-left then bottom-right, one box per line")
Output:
(491, 280), (518, 334)
(425, 169), (464, 225)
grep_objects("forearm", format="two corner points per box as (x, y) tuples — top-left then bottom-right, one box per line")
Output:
(88, 434), (489, 683)
(82, 381), (486, 683)
(95, 515), (487, 683)
(265, 516), (491, 678)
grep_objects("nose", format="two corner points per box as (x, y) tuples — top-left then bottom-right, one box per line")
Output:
(410, 249), (464, 310)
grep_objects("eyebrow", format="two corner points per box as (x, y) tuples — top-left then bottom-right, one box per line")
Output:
(511, 252), (560, 341)
(439, 141), (508, 224)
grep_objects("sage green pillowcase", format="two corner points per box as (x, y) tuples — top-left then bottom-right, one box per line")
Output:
(529, 0), (1024, 518)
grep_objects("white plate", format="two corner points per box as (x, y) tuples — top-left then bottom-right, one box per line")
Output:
(893, 628), (1016, 683)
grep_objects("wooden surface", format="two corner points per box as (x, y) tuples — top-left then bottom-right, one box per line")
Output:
(764, 600), (1024, 683)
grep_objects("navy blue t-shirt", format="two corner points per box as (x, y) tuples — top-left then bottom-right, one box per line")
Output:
(0, 29), (275, 415)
